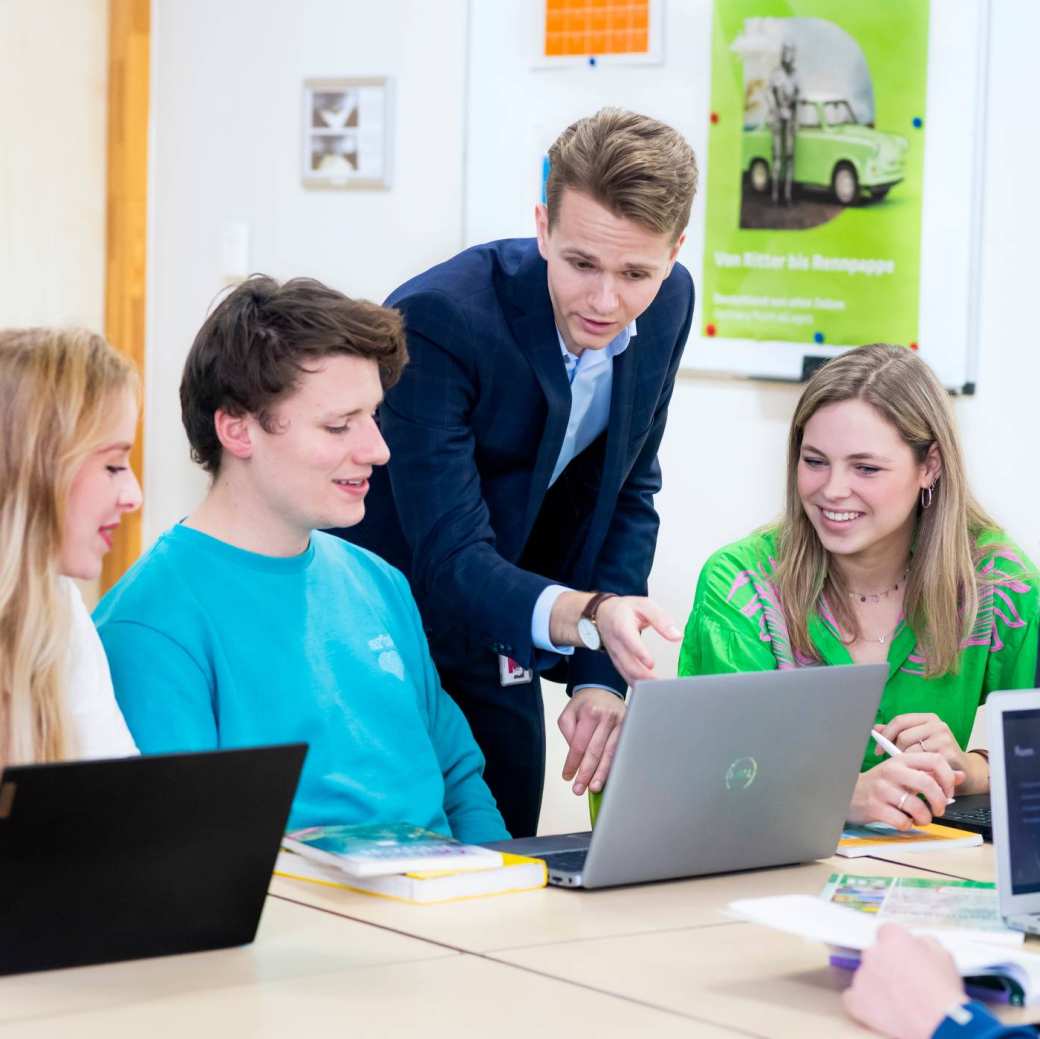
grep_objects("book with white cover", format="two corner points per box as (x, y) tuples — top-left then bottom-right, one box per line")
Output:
(275, 849), (546, 904)
(282, 822), (503, 878)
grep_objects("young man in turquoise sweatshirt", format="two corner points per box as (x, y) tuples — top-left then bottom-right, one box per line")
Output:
(94, 275), (508, 844)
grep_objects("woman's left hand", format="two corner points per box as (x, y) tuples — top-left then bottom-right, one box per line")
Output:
(874, 713), (988, 794)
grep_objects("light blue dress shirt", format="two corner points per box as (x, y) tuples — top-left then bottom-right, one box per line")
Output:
(549, 322), (635, 485)
(527, 322), (636, 694)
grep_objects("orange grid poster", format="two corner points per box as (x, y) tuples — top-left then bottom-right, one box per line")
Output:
(543, 0), (657, 59)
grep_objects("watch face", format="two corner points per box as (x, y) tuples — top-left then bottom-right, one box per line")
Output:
(577, 617), (601, 651)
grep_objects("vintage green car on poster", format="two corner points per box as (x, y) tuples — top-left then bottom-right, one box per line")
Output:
(743, 98), (909, 204)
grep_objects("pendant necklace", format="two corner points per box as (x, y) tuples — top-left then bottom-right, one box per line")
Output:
(846, 567), (910, 605)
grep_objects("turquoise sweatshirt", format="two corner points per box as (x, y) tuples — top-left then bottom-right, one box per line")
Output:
(94, 525), (508, 843)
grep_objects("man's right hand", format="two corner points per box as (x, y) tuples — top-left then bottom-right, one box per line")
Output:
(594, 595), (681, 684)
(548, 591), (681, 685)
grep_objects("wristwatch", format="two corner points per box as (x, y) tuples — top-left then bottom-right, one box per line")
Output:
(576, 592), (618, 652)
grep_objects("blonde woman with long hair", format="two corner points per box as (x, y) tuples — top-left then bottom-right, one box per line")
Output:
(680, 344), (1038, 830)
(0, 328), (141, 765)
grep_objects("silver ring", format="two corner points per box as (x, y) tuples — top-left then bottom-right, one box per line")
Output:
(898, 792), (910, 811)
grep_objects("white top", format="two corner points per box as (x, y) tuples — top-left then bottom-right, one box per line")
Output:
(62, 578), (138, 759)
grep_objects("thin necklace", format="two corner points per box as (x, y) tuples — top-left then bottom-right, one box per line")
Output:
(846, 567), (910, 605)
(857, 629), (892, 645)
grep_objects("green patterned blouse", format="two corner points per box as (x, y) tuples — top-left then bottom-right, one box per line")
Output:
(679, 528), (1040, 773)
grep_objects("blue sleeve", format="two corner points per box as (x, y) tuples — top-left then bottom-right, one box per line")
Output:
(531, 584), (574, 655)
(391, 569), (509, 842)
(98, 619), (219, 752)
(933, 1003), (1037, 1039)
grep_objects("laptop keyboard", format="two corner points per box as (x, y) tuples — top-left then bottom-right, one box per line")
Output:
(540, 849), (589, 873)
(947, 805), (992, 825)
(942, 801), (992, 838)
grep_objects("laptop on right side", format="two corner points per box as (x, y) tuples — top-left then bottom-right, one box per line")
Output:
(987, 688), (1040, 934)
(957, 643), (1040, 844)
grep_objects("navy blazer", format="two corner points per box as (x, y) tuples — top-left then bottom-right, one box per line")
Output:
(340, 238), (694, 694)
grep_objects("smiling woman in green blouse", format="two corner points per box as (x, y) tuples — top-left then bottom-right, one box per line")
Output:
(680, 344), (1038, 830)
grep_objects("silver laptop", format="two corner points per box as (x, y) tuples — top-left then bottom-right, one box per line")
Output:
(488, 664), (887, 888)
(986, 689), (1040, 934)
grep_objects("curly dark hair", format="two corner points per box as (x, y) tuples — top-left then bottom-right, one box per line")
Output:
(180, 275), (407, 474)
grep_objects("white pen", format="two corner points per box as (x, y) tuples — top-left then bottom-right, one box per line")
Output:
(871, 727), (955, 805)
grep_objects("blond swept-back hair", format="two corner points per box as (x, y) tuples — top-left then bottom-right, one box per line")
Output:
(546, 107), (699, 242)
(775, 344), (1000, 678)
(0, 328), (137, 765)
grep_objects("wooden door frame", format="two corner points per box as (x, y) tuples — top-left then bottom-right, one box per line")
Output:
(101, 0), (150, 593)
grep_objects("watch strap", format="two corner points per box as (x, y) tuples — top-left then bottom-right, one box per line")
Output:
(581, 592), (618, 627)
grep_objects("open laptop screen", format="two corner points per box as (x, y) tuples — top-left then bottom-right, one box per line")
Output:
(1003, 707), (1040, 895)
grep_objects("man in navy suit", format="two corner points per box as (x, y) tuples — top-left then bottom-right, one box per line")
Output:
(338, 109), (698, 836)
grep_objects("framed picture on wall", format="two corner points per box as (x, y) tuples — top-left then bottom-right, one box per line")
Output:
(302, 77), (392, 189)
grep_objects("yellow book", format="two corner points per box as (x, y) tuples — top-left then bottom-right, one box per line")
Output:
(274, 849), (547, 904)
(836, 822), (983, 857)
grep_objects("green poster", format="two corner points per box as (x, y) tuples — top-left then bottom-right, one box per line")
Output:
(701, 1), (930, 349)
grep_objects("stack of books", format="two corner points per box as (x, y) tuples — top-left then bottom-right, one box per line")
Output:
(836, 821), (983, 857)
(276, 822), (546, 904)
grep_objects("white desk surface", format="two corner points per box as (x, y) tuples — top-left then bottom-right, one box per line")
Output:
(3, 845), (1026, 1039)
(0, 950), (736, 1039)
(495, 918), (1038, 1037)
(861, 844), (996, 883)
(0, 896), (451, 1030)
(269, 855), (934, 955)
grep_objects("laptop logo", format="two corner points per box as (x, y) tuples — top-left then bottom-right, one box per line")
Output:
(725, 757), (758, 791)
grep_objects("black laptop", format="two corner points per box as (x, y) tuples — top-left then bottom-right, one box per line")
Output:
(941, 792), (992, 840)
(0, 743), (305, 974)
(942, 635), (1040, 843)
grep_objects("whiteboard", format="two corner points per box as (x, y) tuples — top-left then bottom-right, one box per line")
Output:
(464, 0), (988, 393)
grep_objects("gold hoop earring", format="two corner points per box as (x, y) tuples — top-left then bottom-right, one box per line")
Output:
(920, 483), (935, 509)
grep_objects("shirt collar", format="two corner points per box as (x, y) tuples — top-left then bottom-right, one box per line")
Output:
(556, 320), (637, 369)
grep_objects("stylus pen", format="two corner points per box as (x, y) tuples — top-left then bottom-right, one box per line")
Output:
(871, 727), (956, 804)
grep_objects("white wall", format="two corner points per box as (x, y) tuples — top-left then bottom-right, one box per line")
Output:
(0, 0), (109, 609)
(954, 0), (1040, 564)
(0, 0), (108, 327)
(145, 0), (469, 543)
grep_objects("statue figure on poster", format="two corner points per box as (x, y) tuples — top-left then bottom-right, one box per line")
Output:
(768, 42), (799, 205)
